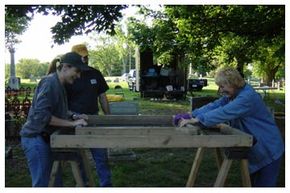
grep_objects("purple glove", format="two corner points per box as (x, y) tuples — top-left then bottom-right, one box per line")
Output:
(173, 113), (192, 126)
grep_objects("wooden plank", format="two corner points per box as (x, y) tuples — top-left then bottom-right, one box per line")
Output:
(86, 115), (173, 126)
(51, 134), (253, 148)
(76, 126), (198, 136)
(85, 115), (252, 138)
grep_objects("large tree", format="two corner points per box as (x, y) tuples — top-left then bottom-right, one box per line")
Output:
(164, 5), (285, 77)
(89, 37), (121, 76)
(127, 8), (187, 68)
(252, 35), (285, 84)
(16, 58), (49, 79)
(5, 5), (128, 44)
(5, 9), (30, 51)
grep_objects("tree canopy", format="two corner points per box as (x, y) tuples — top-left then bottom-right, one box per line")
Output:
(164, 5), (284, 71)
(5, 5), (285, 84)
(126, 5), (284, 83)
(15, 59), (48, 79)
(5, 5), (128, 44)
(5, 7), (31, 51)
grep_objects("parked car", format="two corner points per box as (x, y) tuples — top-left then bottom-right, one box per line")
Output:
(188, 78), (208, 91)
(120, 73), (129, 82)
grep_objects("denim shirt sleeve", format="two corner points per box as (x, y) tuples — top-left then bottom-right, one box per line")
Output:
(30, 80), (54, 130)
(192, 97), (228, 117)
(196, 93), (252, 127)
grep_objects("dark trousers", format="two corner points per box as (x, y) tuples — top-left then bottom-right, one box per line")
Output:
(79, 148), (112, 187)
(250, 156), (282, 187)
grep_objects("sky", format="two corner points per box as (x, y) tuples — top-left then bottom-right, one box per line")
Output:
(5, 14), (78, 63)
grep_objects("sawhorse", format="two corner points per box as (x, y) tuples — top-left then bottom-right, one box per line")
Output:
(186, 147), (251, 187)
(49, 149), (96, 187)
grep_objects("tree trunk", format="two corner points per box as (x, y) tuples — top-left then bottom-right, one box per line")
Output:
(236, 60), (245, 78)
(140, 48), (154, 73)
(264, 65), (279, 86)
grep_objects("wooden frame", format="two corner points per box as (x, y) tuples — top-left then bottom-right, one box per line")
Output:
(51, 115), (253, 149)
(50, 115), (253, 187)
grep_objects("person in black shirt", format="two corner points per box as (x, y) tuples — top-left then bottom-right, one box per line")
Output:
(66, 44), (112, 186)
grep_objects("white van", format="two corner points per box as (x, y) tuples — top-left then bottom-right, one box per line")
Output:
(127, 69), (136, 91)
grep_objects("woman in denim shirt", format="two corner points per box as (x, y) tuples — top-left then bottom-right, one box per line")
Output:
(175, 67), (284, 187)
(20, 52), (89, 187)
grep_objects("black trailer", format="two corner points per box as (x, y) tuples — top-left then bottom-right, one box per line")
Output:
(136, 49), (187, 100)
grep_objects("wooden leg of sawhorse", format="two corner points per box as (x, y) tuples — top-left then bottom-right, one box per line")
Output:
(69, 160), (85, 187)
(49, 149), (95, 187)
(79, 149), (96, 187)
(186, 148), (251, 187)
(49, 159), (85, 187)
(214, 157), (233, 186)
(214, 152), (251, 187)
(214, 148), (223, 170)
(186, 147), (205, 187)
(240, 159), (251, 187)
(49, 160), (60, 187)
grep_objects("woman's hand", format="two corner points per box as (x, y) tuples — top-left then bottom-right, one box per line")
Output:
(178, 118), (199, 128)
(50, 115), (88, 128)
(72, 119), (88, 127)
(73, 113), (88, 120)
(173, 113), (192, 126)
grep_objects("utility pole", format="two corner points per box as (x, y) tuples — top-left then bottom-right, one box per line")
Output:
(135, 46), (140, 92)
(122, 43), (127, 73)
(129, 46), (132, 70)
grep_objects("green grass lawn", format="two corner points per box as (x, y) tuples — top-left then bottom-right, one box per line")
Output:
(5, 78), (285, 187)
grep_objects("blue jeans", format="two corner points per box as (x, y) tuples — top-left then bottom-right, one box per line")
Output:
(21, 136), (62, 187)
(79, 148), (112, 187)
(250, 156), (282, 187)
(79, 112), (112, 186)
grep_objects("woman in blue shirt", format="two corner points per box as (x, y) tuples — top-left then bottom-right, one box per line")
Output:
(175, 67), (284, 187)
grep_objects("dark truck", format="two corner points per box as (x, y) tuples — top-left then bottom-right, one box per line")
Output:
(187, 78), (208, 92)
